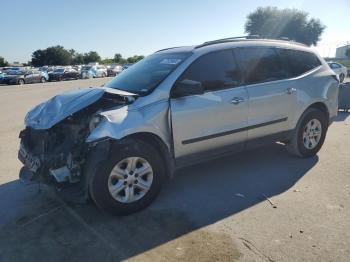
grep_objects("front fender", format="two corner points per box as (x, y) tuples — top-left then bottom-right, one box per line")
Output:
(86, 100), (171, 148)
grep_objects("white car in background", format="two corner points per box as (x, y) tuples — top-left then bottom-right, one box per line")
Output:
(327, 62), (347, 83)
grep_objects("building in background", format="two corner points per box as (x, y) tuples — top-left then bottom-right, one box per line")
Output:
(336, 44), (350, 59)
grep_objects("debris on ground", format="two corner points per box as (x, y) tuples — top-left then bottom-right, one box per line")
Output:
(262, 194), (277, 208)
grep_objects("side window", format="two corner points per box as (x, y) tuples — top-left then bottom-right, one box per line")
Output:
(235, 47), (288, 85)
(277, 49), (321, 77)
(179, 50), (242, 92)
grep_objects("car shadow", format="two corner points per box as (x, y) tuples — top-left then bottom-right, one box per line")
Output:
(335, 111), (350, 121)
(0, 143), (318, 261)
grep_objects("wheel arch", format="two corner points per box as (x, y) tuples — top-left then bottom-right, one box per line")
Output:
(305, 102), (329, 124)
(117, 132), (175, 178)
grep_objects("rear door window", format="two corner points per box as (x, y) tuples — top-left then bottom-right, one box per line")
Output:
(179, 50), (243, 92)
(234, 47), (288, 85)
(277, 49), (321, 77)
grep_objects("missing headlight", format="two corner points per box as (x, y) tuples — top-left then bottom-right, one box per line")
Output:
(89, 114), (106, 132)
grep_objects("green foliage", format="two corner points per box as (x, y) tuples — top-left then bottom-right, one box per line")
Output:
(31, 46), (72, 66)
(30, 46), (144, 66)
(334, 60), (350, 68)
(345, 49), (350, 59)
(245, 6), (325, 46)
(113, 53), (126, 64)
(126, 55), (144, 63)
(101, 58), (114, 64)
(83, 51), (101, 64)
(0, 56), (9, 67)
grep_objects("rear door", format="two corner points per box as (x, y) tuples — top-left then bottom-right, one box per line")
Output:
(170, 49), (249, 160)
(234, 47), (297, 141)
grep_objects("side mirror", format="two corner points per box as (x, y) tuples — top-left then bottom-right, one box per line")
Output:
(172, 79), (204, 98)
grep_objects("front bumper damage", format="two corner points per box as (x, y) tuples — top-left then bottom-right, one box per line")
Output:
(18, 87), (137, 201)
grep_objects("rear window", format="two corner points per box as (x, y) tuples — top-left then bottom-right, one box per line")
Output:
(277, 49), (321, 77)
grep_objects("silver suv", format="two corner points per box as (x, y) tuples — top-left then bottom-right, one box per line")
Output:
(19, 37), (339, 215)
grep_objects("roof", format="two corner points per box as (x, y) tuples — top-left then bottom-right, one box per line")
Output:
(155, 36), (311, 55)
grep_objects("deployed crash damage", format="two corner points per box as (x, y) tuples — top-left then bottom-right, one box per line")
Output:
(19, 87), (137, 189)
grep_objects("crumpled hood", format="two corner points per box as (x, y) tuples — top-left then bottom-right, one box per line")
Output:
(25, 88), (105, 129)
(25, 87), (137, 130)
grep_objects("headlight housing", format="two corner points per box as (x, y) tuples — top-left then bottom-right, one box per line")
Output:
(89, 114), (106, 132)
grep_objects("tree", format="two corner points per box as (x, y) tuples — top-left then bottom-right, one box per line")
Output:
(345, 48), (350, 59)
(83, 51), (101, 64)
(101, 58), (114, 64)
(245, 7), (325, 46)
(0, 56), (9, 67)
(31, 46), (72, 66)
(113, 53), (126, 64)
(126, 55), (144, 63)
(72, 53), (84, 65)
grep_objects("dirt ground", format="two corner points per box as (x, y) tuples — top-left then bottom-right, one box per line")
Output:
(0, 78), (349, 262)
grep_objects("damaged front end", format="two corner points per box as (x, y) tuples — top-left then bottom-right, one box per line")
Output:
(18, 87), (137, 197)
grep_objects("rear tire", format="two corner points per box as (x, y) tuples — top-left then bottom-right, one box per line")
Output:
(339, 73), (345, 83)
(40, 77), (46, 83)
(286, 108), (328, 158)
(89, 139), (165, 215)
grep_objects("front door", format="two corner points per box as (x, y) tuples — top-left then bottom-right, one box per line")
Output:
(170, 49), (248, 160)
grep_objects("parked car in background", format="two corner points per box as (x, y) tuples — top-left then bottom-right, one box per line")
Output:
(107, 64), (123, 76)
(122, 63), (133, 70)
(327, 62), (347, 82)
(49, 68), (80, 81)
(72, 65), (82, 74)
(18, 37), (338, 215)
(80, 65), (107, 79)
(0, 70), (6, 84)
(2, 70), (47, 85)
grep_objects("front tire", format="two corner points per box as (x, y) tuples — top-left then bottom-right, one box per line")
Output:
(40, 77), (46, 83)
(286, 108), (328, 158)
(339, 73), (345, 83)
(89, 139), (165, 215)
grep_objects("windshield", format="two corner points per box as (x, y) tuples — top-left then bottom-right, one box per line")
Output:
(54, 68), (65, 73)
(104, 52), (191, 95)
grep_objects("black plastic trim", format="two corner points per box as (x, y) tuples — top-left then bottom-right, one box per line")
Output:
(182, 117), (288, 145)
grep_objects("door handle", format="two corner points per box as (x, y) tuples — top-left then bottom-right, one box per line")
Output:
(285, 87), (296, 95)
(230, 97), (245, 105)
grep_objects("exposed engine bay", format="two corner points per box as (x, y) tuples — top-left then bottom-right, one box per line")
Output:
(19, 90), (135, 185)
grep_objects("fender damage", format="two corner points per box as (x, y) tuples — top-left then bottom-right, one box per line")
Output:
(18, 87), (137, 193)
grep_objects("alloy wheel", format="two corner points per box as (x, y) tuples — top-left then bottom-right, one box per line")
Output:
(302, 119), (322, 150)
(108, 157), (153, 203)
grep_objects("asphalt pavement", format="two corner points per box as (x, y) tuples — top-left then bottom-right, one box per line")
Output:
(0, 78), (349, 261)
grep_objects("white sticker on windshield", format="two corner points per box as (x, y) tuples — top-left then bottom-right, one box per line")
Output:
(160, 58), (182, 65)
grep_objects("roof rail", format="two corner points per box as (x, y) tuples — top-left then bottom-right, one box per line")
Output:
(155, 46), (184, 53)
(195, 35), (306, 49)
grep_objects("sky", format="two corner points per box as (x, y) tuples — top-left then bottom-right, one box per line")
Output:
(1, 0), (349, 63)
